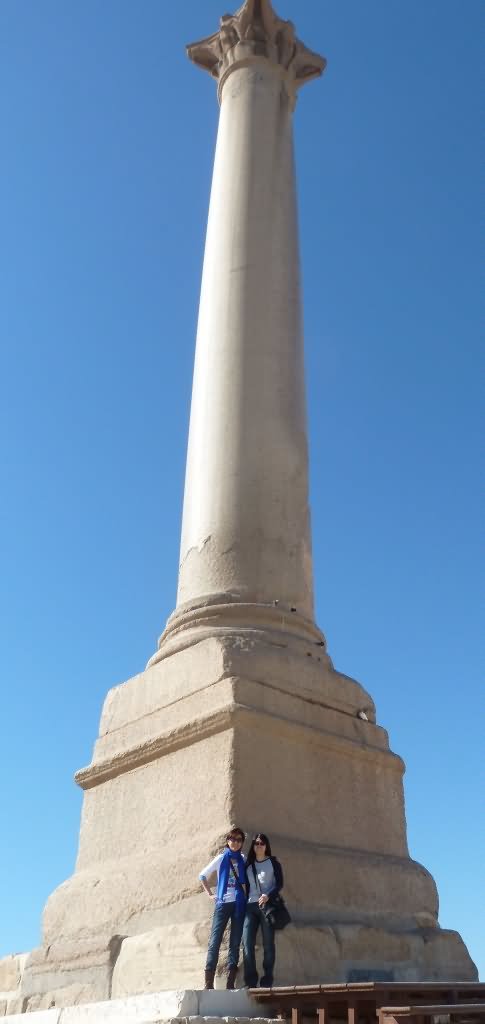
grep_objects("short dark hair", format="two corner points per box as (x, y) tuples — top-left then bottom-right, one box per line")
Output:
(226, 825), (245, 843)
(246, 832), (272, 867)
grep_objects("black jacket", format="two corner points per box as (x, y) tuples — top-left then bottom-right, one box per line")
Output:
(249, 856), (283, 896)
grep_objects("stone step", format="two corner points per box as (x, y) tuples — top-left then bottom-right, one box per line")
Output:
(2, 1016), (279, 1024)
(0, 989), (280, 1023)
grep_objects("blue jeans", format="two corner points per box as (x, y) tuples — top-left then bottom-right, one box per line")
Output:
(242, 902), (275, 986)
(206, 902), (245, 971)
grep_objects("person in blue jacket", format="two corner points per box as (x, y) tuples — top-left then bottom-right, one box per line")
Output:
(199, 826), (247, 990)
(242, 832), (284, 988)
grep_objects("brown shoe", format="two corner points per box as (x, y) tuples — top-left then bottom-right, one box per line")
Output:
(204, 969), (215, 990)
(226, 965), (238, 990)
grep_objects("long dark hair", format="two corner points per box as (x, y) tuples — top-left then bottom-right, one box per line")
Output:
(246, 832), (272, 868)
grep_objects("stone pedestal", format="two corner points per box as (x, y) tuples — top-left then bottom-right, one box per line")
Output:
(20, 637), (475, 1009)
(16, 0), (477, 1010)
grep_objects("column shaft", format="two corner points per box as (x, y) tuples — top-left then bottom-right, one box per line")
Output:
(177, 63), (314, 621)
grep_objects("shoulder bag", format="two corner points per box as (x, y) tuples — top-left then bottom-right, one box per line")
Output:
(252, 863), (291, 931)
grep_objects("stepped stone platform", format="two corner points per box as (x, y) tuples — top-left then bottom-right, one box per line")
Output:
(0, 987), (270, 1022)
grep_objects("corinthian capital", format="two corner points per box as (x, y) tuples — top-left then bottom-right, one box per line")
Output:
(187, 0), (326, 97)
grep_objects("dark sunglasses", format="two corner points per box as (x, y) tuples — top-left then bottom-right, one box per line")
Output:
(227, 836), (243, 843)
(253, 839), (266, 846)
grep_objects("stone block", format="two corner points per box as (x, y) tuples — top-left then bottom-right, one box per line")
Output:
(198, 990), (260, 1017)
(20, 935), (124, 1010)
(0, 954), (28, 993)
(1, 1001), (26, 1017)
(272, 925), (341, 983)
(112, 927), (207, 997)
(2, 1011), (60, 1024)
(335, 924), (424, 962)
(89, 639), (376, 774)
(185, 1018), (223, 1024)
(61, 990), (198, 1022)
(421, 928), (478, 979)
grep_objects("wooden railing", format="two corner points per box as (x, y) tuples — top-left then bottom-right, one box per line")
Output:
(251, 982), (485, 1024)
(378, 1004), (485, 1024)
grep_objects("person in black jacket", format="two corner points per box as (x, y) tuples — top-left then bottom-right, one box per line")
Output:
(242, 832), (283, 988)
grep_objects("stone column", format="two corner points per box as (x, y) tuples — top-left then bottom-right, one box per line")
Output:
(149, 0), (326, 665)
(18, 3), (477, 1005)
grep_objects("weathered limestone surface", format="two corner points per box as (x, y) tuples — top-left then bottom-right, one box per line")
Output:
(18, 639), (476, 1008)
(0, 955), (28, 994)
(0, 954), (29, 1017)
(147, 0), (327, 674)
(171, 2), (325, 626)
(1, 988), (276, 1022)
(111, 923), (476, 993)
(11, 0), (477, 1011)
(2, 1013), (61, 1024)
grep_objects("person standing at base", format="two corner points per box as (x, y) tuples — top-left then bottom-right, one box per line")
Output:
(199, 826), (247, 990)
(242, 833), (284, 988)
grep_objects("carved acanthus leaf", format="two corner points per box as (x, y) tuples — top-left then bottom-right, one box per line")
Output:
(187, 0), (326, 91)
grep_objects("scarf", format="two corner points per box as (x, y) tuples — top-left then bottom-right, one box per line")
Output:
(217, 847), (247, 916)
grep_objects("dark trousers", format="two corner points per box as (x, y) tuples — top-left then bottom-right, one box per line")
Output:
(242, 902), (276, 986)
(206, 901), (244, 971)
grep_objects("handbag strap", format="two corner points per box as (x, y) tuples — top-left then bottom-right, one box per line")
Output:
(252, 862), (263, 894)
(229, 858), (246, 894)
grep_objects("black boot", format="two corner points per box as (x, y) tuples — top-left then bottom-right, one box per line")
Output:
(204, 969), (215, 990)
(226, 965), (238, 990)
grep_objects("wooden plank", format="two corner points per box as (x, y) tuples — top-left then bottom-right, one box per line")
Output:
(292, 1007), (301, 1024)
(380, 1004), (485, 1017)
(387, 1005), (485, 1014)
(376, 985), (485, 994)
(317, 1006), (327, 1024)
(348, 999), (357, 1024)
(252, 983), (485, 1000)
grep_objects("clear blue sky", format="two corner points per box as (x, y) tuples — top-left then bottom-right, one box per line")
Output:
(1, 0), (482, 978)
